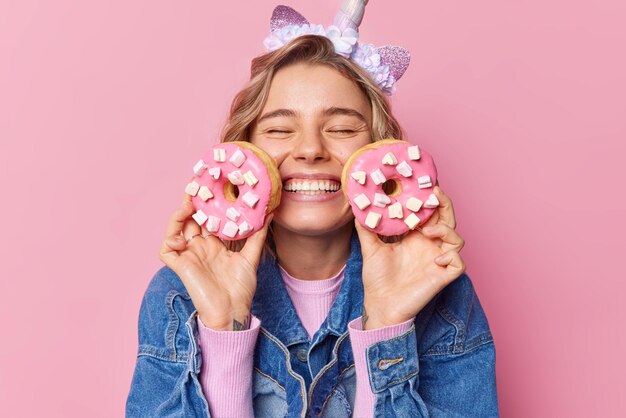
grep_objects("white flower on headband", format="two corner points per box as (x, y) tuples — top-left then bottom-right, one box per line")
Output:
(351, 43), (396, 94)
(263, 24), (326, 51)
(325, 26), (358, 57)
(263, 5), (410, 96)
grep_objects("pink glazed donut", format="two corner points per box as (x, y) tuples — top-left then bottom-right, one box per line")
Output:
(341, 139), (439, 236)
(184, 141), (281, 240)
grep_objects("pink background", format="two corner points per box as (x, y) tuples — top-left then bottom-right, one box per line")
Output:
(1, 0), (625, 416)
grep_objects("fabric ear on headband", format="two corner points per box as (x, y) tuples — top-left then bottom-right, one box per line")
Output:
(377, 46), (411, 82)
(270, 5), (310, 31)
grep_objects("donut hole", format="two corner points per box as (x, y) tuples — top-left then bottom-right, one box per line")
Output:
(382, 179), (402, 198)
(223, 182), (240, 202)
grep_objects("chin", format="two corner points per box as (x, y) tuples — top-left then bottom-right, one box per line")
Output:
(274, 211), (355, 237)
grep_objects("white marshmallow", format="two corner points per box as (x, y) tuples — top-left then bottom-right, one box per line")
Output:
(404, 213), (421, 230)
(208, 167), (221, 180)
(417, 175), (431, 185)
(222, 221), (239, 238)
(408, 145), (421, 160)
(353, 194), (371, 210)
(388, 202), (403, 219)
(213, 148), (226, 162)
(192, 209), (208, 226)
(406, 197), (423, 212)
(364, 211), (382, 229)
(418, 175), (432, 189)
(382, 152), (398, 166)
(351, 171), (366, 185)
(185, 181), (200, 196)
(243, 170), (259, 187)
(193, 159), (207, 176)
(396, 161), (413, 177)
(227, 170), (245, 185)
(196, 186), (212, 202)
(198, 186), (213, 201)
(238, 221), (253, 236)
(373, 193), (392, 208)
(206, 216), (221, 233)
(226, 207), (240, 221)
(423, 193), (440, 208)
(229, 149), (246, 167)
(242, 191), (259, 208)
(370, 168), (387, 185)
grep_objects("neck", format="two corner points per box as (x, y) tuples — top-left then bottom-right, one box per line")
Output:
(273, 223), (353, 280)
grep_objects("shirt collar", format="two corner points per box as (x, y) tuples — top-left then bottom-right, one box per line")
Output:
(251, 232), (364, 347)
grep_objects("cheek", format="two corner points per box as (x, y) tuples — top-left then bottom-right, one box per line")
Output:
(251, 139), (288, 163)
(334, 141), (372, 164)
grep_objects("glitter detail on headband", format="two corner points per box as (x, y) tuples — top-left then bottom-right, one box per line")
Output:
(269, 5), (309, 32)
(263, 4), (410, 95)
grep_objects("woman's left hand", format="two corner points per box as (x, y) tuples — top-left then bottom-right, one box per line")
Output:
(355, 185), (466, 330)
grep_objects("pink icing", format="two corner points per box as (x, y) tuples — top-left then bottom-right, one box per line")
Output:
(190, 143), (273, 240)
(345, 142), (438, 236)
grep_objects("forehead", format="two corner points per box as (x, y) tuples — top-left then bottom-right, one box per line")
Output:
(261, 63), (371, 119)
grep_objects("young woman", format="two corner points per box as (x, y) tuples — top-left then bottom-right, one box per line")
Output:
(126, 8), (498, 418)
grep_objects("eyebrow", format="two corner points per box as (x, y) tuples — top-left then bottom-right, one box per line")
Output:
(323, 107), (367, 123)
(256, 107), (367, 124)
(256, 109), (297, 124)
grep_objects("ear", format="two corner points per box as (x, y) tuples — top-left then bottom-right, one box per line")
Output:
(377, 46), (411, 81)
(270, 5), (310, 32)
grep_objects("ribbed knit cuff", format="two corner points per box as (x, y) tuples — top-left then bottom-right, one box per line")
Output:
(196, 315), (261, 418)
(348, 316), (414, 418)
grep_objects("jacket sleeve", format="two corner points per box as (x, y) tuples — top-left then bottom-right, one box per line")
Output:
(126, 267), (211, 418)
(358, 273), (499, 417)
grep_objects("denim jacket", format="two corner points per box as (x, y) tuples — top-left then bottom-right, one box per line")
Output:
(126, 234), (499, 417)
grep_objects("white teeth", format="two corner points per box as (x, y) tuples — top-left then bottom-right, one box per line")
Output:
(284, 179), (340, 193)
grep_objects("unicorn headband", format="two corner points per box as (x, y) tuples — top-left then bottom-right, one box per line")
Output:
(263, 0), (410, 95)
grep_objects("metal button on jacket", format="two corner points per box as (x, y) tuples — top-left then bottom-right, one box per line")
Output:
(296, 349), (308, 362)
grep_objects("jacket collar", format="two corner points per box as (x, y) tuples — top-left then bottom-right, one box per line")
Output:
(251, 232), (364, 347)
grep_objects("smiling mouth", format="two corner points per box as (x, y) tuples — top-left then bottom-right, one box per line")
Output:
(283, 179), (341, 194)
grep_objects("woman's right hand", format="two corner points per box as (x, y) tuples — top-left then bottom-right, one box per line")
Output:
(159, 194), (272, 331)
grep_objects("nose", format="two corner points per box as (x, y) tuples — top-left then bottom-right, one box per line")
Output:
(291, 128), (330, 163)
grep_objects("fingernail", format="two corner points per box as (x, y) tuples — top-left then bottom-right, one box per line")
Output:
(423, 226), (435, 234)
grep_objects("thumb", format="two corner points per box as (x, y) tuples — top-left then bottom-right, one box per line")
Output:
(240, 214), (273, 264)
(354, 218), (381, 256)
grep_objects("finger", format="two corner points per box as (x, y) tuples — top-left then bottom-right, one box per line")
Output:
(166, 235), (187, 251)
(164, 195), (196, 239)
(354, 219), (382, 256)
(240, 214), (274, 263)
(182, 217), (202, 241)
(433, 186), (456, 229)
(434, 251), (466, 276)
(421, 224), (464, 252)
(159, 235), (186, 266)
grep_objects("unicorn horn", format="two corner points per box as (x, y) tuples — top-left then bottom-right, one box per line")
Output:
(333, 0), (369, 32)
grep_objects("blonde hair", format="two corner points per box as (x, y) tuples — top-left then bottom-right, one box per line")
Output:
(220, 35), (405, 253)
(220, 35), (403, 144)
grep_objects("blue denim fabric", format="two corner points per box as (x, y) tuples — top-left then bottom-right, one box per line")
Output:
(126, 233), (499, 417)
